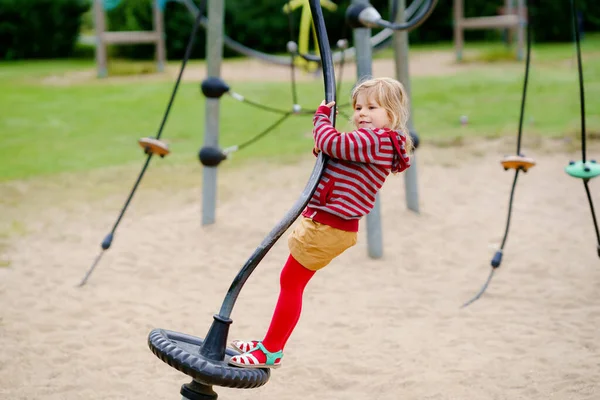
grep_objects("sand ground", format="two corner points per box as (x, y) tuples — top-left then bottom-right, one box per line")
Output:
(1, 137), (599, 400)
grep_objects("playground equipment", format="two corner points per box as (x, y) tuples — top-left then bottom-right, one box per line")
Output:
(147, 2), (333, 398)
(283, 0), (338, 72)
(199, 0), (436, 263)
(563, 0), (600, 258)
(79, 0), (435, 285)
(78, 2), (206, 287)
(146, 1), (437, 399)
(462, 0), (598, 308)
(177, 0), (425, 66)
(93, 0), (166, 78)
(460, 1), (534, 307)
(453, 0), (527, 61)
(79, 0), (344, 285)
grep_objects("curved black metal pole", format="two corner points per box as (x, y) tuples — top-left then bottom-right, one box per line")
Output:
(217, 0), (336, 319)
(375, 0), (437, 31)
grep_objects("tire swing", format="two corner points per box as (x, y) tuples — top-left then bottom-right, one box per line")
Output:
(147, 1), (337, 398)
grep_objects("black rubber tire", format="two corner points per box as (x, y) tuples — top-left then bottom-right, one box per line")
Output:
(148, 329), (270, 389)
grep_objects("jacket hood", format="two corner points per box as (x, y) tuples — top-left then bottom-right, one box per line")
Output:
(387, 130), (411, 173)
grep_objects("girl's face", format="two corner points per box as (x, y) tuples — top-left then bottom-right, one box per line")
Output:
(352, 92), (391, 130)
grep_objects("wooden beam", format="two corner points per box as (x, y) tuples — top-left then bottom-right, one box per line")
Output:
(459, 15), (520, 30)
(102, 31), (161, 44)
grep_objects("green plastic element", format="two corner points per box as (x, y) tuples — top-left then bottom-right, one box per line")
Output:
(104, 0), (169, 13)
(255, 342), (283, 366)
(103, 0), (121, 11)
(565, 160), (600, 179)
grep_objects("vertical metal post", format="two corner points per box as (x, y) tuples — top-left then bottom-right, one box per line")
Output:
(392, 0), (420, 213)
(352, 0), (383, 259)
(154, 0), (166, 72)
(94, 0), (108, 78)
(202, 0), (224, 225)
(453, 0), (464, 62)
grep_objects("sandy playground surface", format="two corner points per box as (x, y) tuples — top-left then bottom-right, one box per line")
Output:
(2, 54), (600, 400)
(1, 137), (600, 400)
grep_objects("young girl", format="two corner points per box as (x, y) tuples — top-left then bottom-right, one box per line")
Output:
(229, 77), (413, 369)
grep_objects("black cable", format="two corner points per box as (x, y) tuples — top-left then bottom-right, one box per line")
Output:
(569, 0), (599, 254)
(78, 1), (207, 287)
(233, 113), (293, 153)
(570, 0), (586, 163)
(461, 269), (495, 309)
(584, 180), (600, 244)
(461, 3), (532, 306)
(374, 0), (437, 32)
(500, 170), (521, 250)
(515, 5), (533, 156)
(229, 93), (297, 115)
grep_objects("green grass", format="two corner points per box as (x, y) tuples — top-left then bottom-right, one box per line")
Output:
(0, 37), (599, 182)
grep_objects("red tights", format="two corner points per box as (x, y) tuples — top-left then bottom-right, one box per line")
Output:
(249, 254), (315, 362)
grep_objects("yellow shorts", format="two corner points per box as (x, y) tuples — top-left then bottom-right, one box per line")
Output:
(288, 217), (358, 271)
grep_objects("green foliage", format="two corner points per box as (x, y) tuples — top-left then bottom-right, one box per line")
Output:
(409, 0), (600, 43)
(163, 0), (206, 59)
(0, 0), (90, 60)
(101, 0), (600, 62)
(105, 0), (205, 59)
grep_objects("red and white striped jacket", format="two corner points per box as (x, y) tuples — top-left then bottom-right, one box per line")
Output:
(302, 105), (411, 232)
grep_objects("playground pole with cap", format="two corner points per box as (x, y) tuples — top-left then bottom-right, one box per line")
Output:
(392, 0), (420, 213)
(352, 0), (384, 259)
(202, 0), (224, 225)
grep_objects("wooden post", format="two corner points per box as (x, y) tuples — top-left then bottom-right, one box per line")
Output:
(94, 0), (108, 78)
(504, 0), (513, 46)
(154, 0), (166, 72)
(454, 0), (464, 62)
(516, 0), (525, 61)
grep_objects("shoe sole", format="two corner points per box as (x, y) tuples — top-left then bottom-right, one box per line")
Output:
(228, 359), (281, 369)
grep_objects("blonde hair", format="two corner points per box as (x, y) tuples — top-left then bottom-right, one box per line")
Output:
(351, 77), (413, 152)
